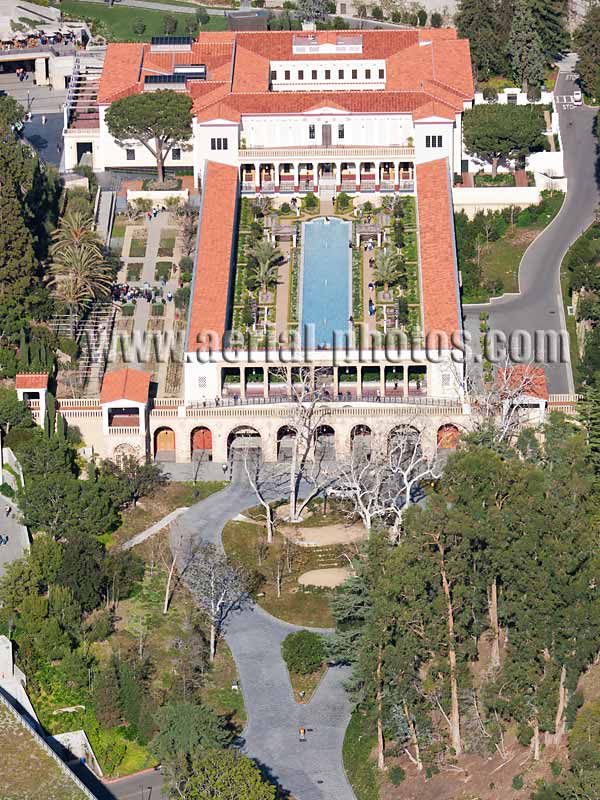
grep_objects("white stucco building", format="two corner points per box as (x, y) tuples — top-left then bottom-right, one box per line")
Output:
(63, 28), (474, 186)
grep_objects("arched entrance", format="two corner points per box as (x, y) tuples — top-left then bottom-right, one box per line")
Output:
(227, 426), (262, 461)
(351, 424), (372, 458)
(154, 427), (176, 461)
(191, 426), (213, 461)
(315, 424), (335, 460)
(277, 425), (296, 462)
(388, 425), (421, 459)
(437, 423), (460, 450)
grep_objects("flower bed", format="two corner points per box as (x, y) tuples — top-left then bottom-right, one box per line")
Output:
(126, 262), (143, 281)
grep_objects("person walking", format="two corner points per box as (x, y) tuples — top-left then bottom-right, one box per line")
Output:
(5, 505), (11, 517)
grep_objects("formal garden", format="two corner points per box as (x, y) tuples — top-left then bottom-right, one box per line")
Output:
(110, 197), (196, 395)
(231, 193), (422, 348)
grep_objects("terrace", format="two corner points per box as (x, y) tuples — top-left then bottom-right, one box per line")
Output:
(239, 159), (415, 195)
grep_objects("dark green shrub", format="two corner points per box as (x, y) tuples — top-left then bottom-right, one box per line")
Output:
(151, 303), (165, 317)
(155, 262), (171, 282)
(180, 271), (193, 284)
(517, 723), (533, 746)
(371, 5), (383, 19)
(335, 192), (352, 212)
(121, 304), (135, 317)
(389, 766), (405, 785)
(483, 86), (498, 103)
(195, 5), (210, 24)
(281, 630), (325, 675)
(417, 7), (427, 24)
(512, 774), (524, 790)
(303, 192), (318, 211)
(0, 482), (15, 498)
(431, 10), (442, 26)
(58, 337), (79, 360)
(279, 202), (291, 214)
(550, 761), (562, 777)
(516, 209), (533, 227)
(175, 287), (190, 310)
(179, 256), (193, 271)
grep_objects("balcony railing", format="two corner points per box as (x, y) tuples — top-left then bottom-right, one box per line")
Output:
(240, 145), (415, 161)
(241, 181), (256, 193)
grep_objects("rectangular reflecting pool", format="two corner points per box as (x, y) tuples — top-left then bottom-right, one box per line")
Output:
(301, 217), (351, 347)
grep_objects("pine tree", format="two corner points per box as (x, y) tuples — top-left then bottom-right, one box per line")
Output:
(94, 655), (121, 728)
(529, 0), (567, 60)
(508, 0), (546, 92)
(456, 0), (508, 80)
(0, 180), (45, 339)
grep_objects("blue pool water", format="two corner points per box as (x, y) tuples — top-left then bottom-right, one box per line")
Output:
(301, 217), (351, 347)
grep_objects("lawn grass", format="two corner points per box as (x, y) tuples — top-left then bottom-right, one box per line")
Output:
(478, 193), (565, 296)
(222, 518), (336, 627)
(158, 229), (177, 258)
(343, 708), (380, 800)
(200, 645), (246, 732)
(108, 480), (226, 548)
(58, 0), (227, 41)
(155, 261), (172, 282)
(126, 261), (143, 281)
(129, 237), (147, 259)
(112, 215), (127, 238)
(288, 663), (328, 703)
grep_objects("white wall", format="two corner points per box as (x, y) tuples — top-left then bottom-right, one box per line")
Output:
(195, 119), (239, 177)
(452, 186), (541, 218)
(473, 88), (554, 106)
(97, 106), (195, 172)
(413, 119), (456, 172)
(241, 111), (414, 149)
(184, 360), (220, 404)
(270, 58), (386, 91)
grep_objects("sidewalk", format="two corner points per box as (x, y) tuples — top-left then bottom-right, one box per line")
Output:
(0, 498), (29, 578)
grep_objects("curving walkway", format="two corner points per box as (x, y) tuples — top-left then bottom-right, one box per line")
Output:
(173, 482), (356, 800)
(464, 54), (600, 395)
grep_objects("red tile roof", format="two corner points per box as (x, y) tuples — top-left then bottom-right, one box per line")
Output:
(415, 159), (462, 348)
(15, 373), (48, 390)
(97, 30), (473, 121)
(498, 365), (549, 401)
(100, 368), (151, 404)
(187, 161), (239, 352)
(194, 89), (461, 121)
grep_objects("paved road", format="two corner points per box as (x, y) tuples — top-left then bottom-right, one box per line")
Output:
(109, 476), (356, 800)
(0, 499), (29, 579)
(173, 478), (356, 800)
(78, 0), (227, 15)
(464, 54), (600, 394)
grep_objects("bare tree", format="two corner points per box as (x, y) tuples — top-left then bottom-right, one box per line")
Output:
(185, 542), (248, 661)
(281, 366), (338, 523)
(335, 426), (441, 539)
(163, 522), (189, 615)
(242, 448), (276, 543)
(463, 356), (548, 445)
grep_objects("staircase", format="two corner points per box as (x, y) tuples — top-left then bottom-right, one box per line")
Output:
(95, 189), (116, 249)
(77, 303), (117, 396)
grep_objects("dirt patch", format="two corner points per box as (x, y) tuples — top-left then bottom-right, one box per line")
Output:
(382, 733), (567, 800)
(282, 520), (367, 547)
(299, 567), (351, 588)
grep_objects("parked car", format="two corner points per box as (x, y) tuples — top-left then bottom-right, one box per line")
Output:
(573, 89), (583, 105)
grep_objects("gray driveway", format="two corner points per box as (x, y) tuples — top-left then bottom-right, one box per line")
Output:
(464, 54), (600, 394)
(173, 480), (356, 800)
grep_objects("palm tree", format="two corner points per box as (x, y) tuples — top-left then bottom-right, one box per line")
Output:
(51, 245), (113, 336)
(247, 239), (281, 296)
(374, 250), (405, 294)
(51, 211), (101, 255)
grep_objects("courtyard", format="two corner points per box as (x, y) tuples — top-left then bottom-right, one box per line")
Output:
(224, 192), (425, 401)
